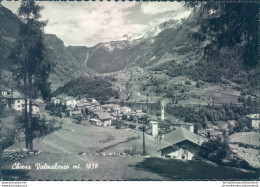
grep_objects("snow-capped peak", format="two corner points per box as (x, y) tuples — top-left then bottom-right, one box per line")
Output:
(122, 19), (182, 44)
(122, 32), (144, 41)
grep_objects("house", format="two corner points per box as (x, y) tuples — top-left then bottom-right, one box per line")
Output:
(149, 121), (159, 137)
(112, 106), (121, 115)
(90, 112), (112, 127)
(92, 104), (102, 110)
(31, 104), (40, 114)
(70, 110), (82, 118)
(159, 128), (205, 160)
(35, 97), (44, 103)
(13, 99), (40, 114)
(89, 118), (102, 126)
(77, 98), (89, 104)
(121, 106), (131, 114)
(134, 109), (144, 121)
(13, 98), (25, 111)
(246, 114), (260, 130)
(0, 85), (11, 96)
(51, 97), (62, 105)
(61, 97), (77, 108)
(91, 98), (100, 105)
(111, 113), (123, 121)
(135, 109), (143, 114)
(1, 89), (10, 97)
(76, 98), (92, 107)
(77, 102), (91, 110)
(172, 120), (194, 133)
(96, 112), (112, 127)
(183, 123), (194, 133)
(101, 105), (112, 113)
(0, 89), (21, 109)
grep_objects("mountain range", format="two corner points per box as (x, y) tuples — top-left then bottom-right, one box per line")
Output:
(1, 4), (259, 95)
(0, 5), (202, 91)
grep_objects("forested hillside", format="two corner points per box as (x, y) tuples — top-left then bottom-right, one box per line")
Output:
(53, 76), (119, 102)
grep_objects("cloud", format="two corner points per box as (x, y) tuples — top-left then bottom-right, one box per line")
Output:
(39, 1), (139, 46)
(141, 2), (185, 15)
(173, 10), (191, 20)
(2, 1), (191, 47)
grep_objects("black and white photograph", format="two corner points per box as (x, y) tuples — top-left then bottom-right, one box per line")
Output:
(0, 0), (259, 182)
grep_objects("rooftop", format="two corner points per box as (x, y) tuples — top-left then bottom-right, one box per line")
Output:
(162, 128), (205, 149)
(96, 111), (111, 120)
(70, 111), (82, 115)
(89, 118), (101, 122)
(149, 121), (158, 124)
(121, 106), (131, 110)
(246, 114), (260, 119)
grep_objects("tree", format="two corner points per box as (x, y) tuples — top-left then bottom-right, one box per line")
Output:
(233, 116), (252, 133)
(186, 2), (258, 68)
(11, 1), (51, 150)
(199, 139), (230, 164)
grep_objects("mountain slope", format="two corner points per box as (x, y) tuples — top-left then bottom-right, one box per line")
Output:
(0, 5), (20, 70)
(66, 18), (198, 74)
(53, 76), (119, 102)
(1, 5), (259, 94)
(44, 34), (90, 90)
(0, 5), (92, 90)
(68, 41), (131, 73)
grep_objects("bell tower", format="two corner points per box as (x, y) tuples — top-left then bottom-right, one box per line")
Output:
(161, 100), (165, 121)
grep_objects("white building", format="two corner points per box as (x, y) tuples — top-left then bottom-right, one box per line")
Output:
(96, 112), (112, 127)
(13, 99), (40, 114)
(161, 100), (165, 121)
(36, 98), (44, 103)
(113, 106), (121, 115)
(183, 123), (194, 133)
(51, 97), (62, 105)
(31, 104), (40, 114)
(91, 98), (100, 105)
(66, 99), (77, 107)
(13, 98), (25, 111)
(149, 121), (159, 137)
(121, 106), (131, 114)
(1, 90), (9, 96)
(246, 114), (260, 130)
(89, 118), (102, 126)
(61, 97), (77, 108)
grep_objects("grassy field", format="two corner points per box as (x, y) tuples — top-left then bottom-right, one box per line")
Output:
(2, 153), (165, 181)
(126, 68), (242, 105)
(6, 118), (147, 154)
(229, 132), (260, 146)
(2, 153), (258, 180)
(229, 132), (260, 168)
(2, 117), (259, 180)
(132, 157), (258, 180)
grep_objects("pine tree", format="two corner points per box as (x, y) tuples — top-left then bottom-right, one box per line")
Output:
(11, 0), (51, 150)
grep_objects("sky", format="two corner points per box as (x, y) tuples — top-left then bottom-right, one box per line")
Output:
(2, 1), (191, 47)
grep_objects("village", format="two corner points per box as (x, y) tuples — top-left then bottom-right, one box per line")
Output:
(1, 84), (259, 162)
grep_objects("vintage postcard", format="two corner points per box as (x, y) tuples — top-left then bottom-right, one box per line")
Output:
(0, 0), (259, 182)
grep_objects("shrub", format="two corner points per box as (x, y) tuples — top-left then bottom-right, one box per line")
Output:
(123, 144), (139, 156)
(128, 124), (136, 129)
(1, 127), (16, 150)
(198, 139), (230, 164)
(185, 80), (191, 85)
